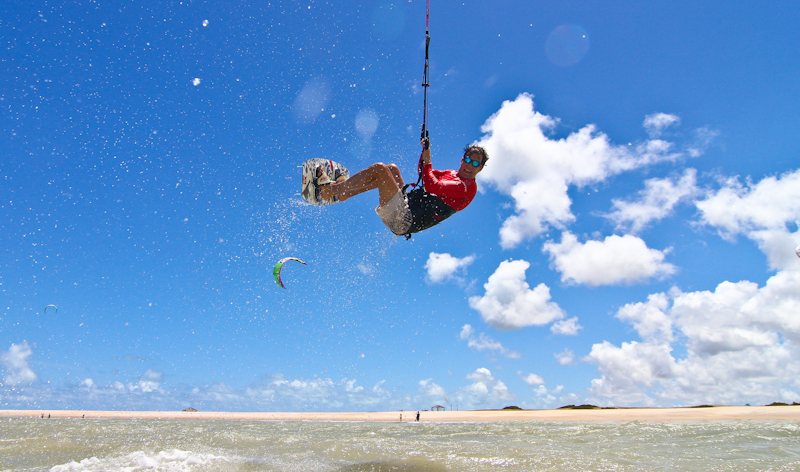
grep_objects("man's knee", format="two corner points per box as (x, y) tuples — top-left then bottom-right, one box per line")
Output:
(370, 162), (393, 175)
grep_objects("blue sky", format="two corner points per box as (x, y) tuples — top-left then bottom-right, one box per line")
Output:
(2, 0), (799, 411)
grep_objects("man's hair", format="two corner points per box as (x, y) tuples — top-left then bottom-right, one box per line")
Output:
(463, 144), (489, 166)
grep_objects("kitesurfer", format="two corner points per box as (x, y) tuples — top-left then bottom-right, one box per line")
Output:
(318, 139), (488, 237)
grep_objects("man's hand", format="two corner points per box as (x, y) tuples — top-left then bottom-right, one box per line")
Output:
(421, 138), (431, 166)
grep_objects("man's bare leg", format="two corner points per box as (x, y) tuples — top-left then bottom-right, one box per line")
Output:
(387, 164), (404, 189)
(321, 163), (404, 206)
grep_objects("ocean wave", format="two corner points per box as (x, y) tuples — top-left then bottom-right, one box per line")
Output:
(50, 449), (230, 472)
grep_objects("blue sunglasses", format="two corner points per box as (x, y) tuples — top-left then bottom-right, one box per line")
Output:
(462, 155), (483, 167)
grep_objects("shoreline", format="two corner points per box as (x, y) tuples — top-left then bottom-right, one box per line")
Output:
(2, 406), (799, 422)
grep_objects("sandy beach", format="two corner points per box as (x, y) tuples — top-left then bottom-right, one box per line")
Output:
(2, 406), (799, 422)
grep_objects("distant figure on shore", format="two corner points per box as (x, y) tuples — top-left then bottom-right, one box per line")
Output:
(416, 411), (420, 422)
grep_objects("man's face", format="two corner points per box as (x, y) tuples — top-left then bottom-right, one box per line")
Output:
(457, 154), (484, 180)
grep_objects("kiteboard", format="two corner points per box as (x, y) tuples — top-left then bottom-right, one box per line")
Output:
(301, 158), (350, 205)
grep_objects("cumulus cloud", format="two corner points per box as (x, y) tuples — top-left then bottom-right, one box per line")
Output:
(476, 94), (684, 248)
(425, 252), (475, 283)
(643, 113), (680, 138)
(586, 270), (800, 406)
(696, 169), (800, 270)
(0, 363), (522, 412)
(554, 348), (576, 366)
(239, 374), (390, 410)
(417, 378), (447, 400)
(543, 232), (677, 286)
(459, 324), (475, 340)
(416, 369), (515, 410)
(463, 368), (515, 403)
(615, 292), (674, 343)
(687, 126), (720, 158)
(550, 317), (583, 335)
(465, 367), (495, 383)
(605, 168), (699, 233)
(518, 371), (545, 386)
(0, 341), (37, 386)
(0, 370), (402, 412)
(460, 324), (522, 359)
(129, 369), (164, 394)
(468, 259), (566, 330)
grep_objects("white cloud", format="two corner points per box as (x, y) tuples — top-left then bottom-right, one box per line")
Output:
(587, 341), (678, 405)
(237, 374), (393, 410)
(696, 169), (800, 270)
(550, 317), (582, 335)
(554, 348), (576, 366)
(605, 168), (699, 233)
(697, 171), (800, 233)
(466, 367), (495, 383)
(468, 259), (566, 330)
(518, 371), (545, 386)
(687, 126), (720, 158)
(463, 368), (516, 403)
(80, 373), (393, 411)
(490, 381), (515, 401)
(425, 252), (475, 283)
(128, 369), (164, 394)
(417, 378), (446, 398)
(0, 341), (37, 386)
(643, 113), (680, 138)
(460, 324), (522, 359)
(476, 94), (683, 248)
(615, 292), (674, 343)
(543, 231), (677, 286)
(586, 270), (800, 406)
(417, 369), (516, 410)
(459, 324), (475, 340)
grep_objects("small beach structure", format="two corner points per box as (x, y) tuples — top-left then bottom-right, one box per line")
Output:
(431, 405), (445, 411)
(182, 407), (198, 412)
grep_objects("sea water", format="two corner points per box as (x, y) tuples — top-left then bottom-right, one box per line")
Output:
(1, 418), (799, 471)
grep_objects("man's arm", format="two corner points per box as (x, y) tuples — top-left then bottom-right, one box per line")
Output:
(421, 145), (431, 167)
(421, 165), (469, 199)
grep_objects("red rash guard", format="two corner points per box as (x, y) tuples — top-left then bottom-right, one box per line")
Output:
(421, 164), (477, 211)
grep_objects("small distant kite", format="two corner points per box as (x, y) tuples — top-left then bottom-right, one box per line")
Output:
(43, 304), (58, 314)
(796, 245), (800, 259)
(273, 257), (307, 289)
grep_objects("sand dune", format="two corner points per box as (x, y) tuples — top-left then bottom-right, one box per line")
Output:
(2, 406), (799, 422)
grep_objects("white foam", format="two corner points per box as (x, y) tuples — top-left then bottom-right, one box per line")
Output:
(50, 449), (229, 472)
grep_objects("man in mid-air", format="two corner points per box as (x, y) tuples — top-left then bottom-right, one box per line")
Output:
(317, 139), (488, 237)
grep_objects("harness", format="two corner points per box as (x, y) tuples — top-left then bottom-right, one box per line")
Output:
(403, 184), (456, 238)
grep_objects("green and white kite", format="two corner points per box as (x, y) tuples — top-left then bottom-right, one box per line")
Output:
(273, 257), (307, 289)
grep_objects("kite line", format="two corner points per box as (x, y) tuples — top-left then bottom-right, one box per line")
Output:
(411, 0), (431, 192)
(420, 0), (431, 150)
